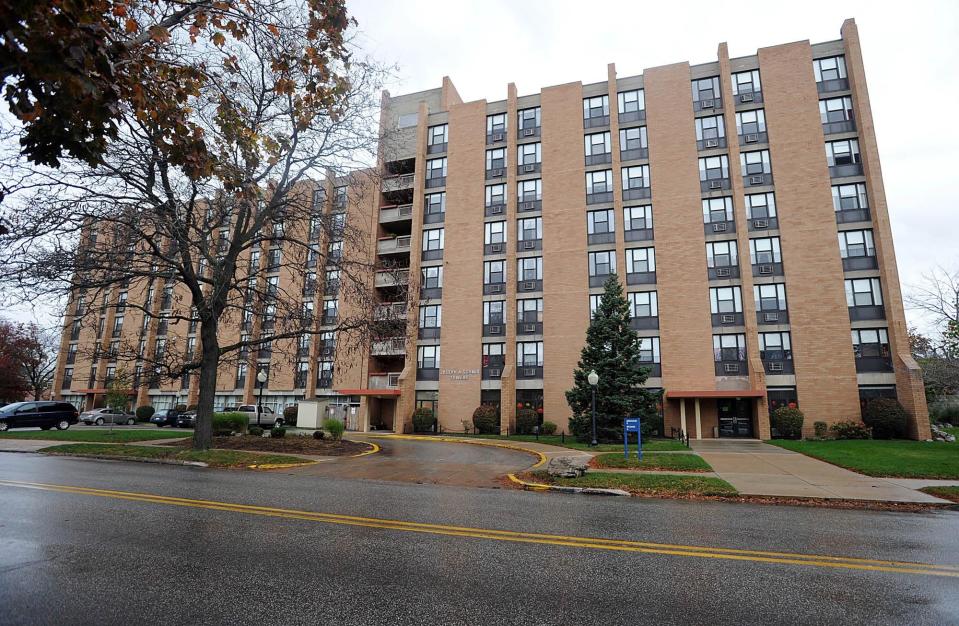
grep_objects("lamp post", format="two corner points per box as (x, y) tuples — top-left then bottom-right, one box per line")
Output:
(256, 369), (267, 427)
(587, 370), (599, 447)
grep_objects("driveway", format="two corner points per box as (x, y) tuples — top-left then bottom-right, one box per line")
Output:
(692, 440), (953, 503)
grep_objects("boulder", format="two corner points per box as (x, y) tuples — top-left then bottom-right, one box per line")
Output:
(931, 423), (956, 443)
(547, 456), (589, 478)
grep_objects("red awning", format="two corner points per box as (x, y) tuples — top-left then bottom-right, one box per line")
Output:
(665, 389), (765, 399)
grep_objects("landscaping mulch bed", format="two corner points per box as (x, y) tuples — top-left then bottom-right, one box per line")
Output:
(166, 435), (371, 456)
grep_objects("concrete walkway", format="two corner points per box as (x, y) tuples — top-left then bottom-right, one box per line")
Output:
(691, 440), (952, 503)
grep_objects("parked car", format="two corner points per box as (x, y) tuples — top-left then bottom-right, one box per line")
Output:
(150, 409), (181, 428)
(0, 401), (79, 432)
(175, 411), (196, 428)
(79, 407), (136, 426)
(223, 404), (283, 428)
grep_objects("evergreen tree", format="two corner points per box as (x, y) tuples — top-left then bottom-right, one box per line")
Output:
(566, 274), (660, 442)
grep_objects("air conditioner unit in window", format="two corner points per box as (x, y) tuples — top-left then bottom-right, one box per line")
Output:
(758, 264), (774, 275)
(493, 133), (505, 142)
(721, 314), (736, 323)
(524, 323), (537, 333)
(489, 325), (501, 334)
(768, 362), (784, 372)
(523, 281), (536, 291)
(763, 312), (780, 322)
(709, 180), (723, 189)
(523, 240), (536, 249)
(321, 346), (334, 356)
(704, 138), (720, 148)
(490, 243), (504, 253)
(523, 128), (536, 137)
(752, 218), (769, 228)
(490, 205), (504, 215)
(489, 368), (501, 377)
(724, 363), (740, 373)
(749, 175), (765, 185)
(523, 164), (536, 173)
(700, 99), (715, 109)
(712, 222), (728, 232)
(489, 284), (503, 293)
(716, 267), (732, 277)
(739, 93), (755, 103)
(524, 368), (537, 377)
(491, 168), (505, 178)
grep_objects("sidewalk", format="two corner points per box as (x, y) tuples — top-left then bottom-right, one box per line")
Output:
(691, 440), (954, 503)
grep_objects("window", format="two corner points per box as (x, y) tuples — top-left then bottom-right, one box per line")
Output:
(483, 343), (506, 377)
(845, 278), (883, 307)
(517, 298), (543, 322)
(820, 97), (854, 125)
(710, 287), (743, 313)
(745, 193), (776, 219)
(112, 315), (124, 336)
(695, 116), (725, 141)
(267, 248), (281, 271)
(624, 206), (652, 232)
(630, 291), (658, 318)
(518, 217), (542, 242)
(755, 283), (787, 311)
(626, 248), (655, 273)
(732, 70), (761, 96)
(750, 237), (782, 264)
(622, 165), (650, 191)
(588, 250), (616, 277)
(713, 334), (746, 362)
(699, 155), (729, 181)
(322, 298), (337, 320)
(518, 257), (543, 281)
(316, 361), (334, 384)
(586, 170), (613, 194)
(740, 150), (771, 175)
(484, 260), (505, 284)
(419, 304), (442, 328)
(486, 147), (506, 170)
(706, 240), (738, 268)
(487, 113), (507, 135)
(518, 107), (541, 130)
(483, 301), (505, 324)
(517, 341), (544, 367)
(692, 77), (720, 103)
(417, 345), (440, 369)
(486, 183), (506, 208)
(736, 109), (766, 136)
(589, 295), (602, 317)
(702, 197), (733, 224)
(485, 221), (506, 245)
(301, 300), (315, 323)
(825, 139), (861, 167)
(426, 157), (447, 180)
(814, 56), (847, 83)
(760, 332), (792, 360)
(518, 142), (541, 165)
(425, 192), (446, 215)
(618, 90), (645, 115)
(62, 368), (73, 388)
(587, 209), (615, 235)
(294, 361), (309, 388)
(517, 179), (542, 202)
(583, 95), (609, 121)
(832, 183), (868, 211)
(852, 328), (890, 358)
(422, 266), (443, 289)
(266, 275), (279, 296)
(638, 337), (660, 364)
(838, 229), (875, 258)
(428, 124), (448, 147)
(619, 127), (648, 155)
(422, 228), (444, 251)
(585, 131), (611, 162)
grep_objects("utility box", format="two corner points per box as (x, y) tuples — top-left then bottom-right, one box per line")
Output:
(296, 400), (322, 429)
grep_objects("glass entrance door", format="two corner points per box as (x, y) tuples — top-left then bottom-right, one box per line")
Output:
(717, 398), (753, 437)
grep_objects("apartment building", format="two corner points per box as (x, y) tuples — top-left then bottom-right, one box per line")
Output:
(53, 19), (930, 440)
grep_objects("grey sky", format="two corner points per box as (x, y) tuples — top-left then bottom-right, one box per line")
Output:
(349, 0), (959, 332)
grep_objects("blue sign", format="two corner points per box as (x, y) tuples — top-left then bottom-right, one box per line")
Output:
(623, 417), (643, 460)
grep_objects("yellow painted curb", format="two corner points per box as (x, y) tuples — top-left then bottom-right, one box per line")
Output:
(247, 461), (318, 470)
(507, 473), (552, 491)
(349, 441), (381, 458)
(368, 434), (546, 469)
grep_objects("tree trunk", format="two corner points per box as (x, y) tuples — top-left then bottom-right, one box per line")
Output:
(192, 316), (220, 450)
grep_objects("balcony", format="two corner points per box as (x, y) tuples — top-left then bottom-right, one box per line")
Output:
(378, 236), (411, 256)
(369, 372), (402, 389)
(374, 302), (408, 320)
(381, 174), (414, 194)
(372, 337), (406, 356)
(379, 204), (413, 224)
(375, 269), (409, 288)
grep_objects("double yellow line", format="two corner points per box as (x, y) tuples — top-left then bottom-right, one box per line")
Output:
(1, 478), (956, 578)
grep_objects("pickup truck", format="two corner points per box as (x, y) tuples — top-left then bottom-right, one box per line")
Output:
(223, 404), (284, 428)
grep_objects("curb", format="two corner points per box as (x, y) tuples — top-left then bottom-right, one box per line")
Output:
(247, 461), (318, 470)
(366, 434), (547, 468)
(42, 452), (209, 468)
(507, 473), (629, 496)
(347, 441), (381, 458)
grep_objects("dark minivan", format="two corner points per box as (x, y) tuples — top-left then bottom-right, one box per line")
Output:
(0, 401), (80, 432)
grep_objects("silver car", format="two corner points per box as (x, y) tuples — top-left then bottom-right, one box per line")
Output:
(79, 408), (136, 426)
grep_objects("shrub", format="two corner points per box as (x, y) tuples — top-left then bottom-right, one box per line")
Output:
(186, 404), (198, 412)
(323, 418), (344, 441)
(831, 420), (871, 440)
(135, 405), (155, 421)
(541, 421), (557, 435)
(862, 398), (908, 439)
(813, 421), (828, 439)
(283, 405), (298, 427)
(931, 403), (959, 425)
(472, 405), (498, 434)
(175, 404), (188, 412)
(212, 412), (247, 435)
(412, 407), (435, 433)
(249, 426), (264, 437)
(771, 406), (804, 439)
(270, 426), (286, 438)
(515, 408), (539, 435)
(312, 430), (325, 440)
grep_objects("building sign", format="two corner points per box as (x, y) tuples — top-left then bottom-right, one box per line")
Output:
(441, 368), (479, 381)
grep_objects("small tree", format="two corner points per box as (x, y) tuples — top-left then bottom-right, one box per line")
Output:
(105, 368), (132, 413)
(566, 274), (659, 442)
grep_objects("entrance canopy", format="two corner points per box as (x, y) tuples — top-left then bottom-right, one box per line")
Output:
(665, 389), (765, 399)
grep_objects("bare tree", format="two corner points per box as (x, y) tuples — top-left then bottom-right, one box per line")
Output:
(19, 323), (59, 401)
(0, 2), (404, 448)
(906, 265), (959, 399)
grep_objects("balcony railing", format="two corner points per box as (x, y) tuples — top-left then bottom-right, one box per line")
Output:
(371, 337), (406, 356)
(374, 302), (408, 320)
(375, 269), (409, 288)
(380, 204), (414, 223)
(378, 236), (412, 255)
(381, 173), (415, 193)
(369, 372), (402, 389)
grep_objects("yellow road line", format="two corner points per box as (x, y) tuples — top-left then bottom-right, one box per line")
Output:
(366, 434), (547, 468)
(348, 441), (380, 458)
(0, 479), (955, 577)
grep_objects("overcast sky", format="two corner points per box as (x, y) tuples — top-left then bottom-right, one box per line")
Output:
(349, 0), (959, 332)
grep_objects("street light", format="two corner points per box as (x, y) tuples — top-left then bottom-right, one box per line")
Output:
(256, 369), (268, 427)
(587, 370), (599, 447)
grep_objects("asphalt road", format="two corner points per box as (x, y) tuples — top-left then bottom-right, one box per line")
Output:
(1, 452), (958, 625)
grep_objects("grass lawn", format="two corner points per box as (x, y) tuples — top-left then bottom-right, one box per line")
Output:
(541, 471), (737, 496)
(769, 439), (959, 479)
(0, 429), (189, 443)
(944, 427), (959, 439)
(40, 444), (307, 468)
(920, 486), (959, 503)
(591, 452), (712, 472)
(460, 434), (689, 452)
